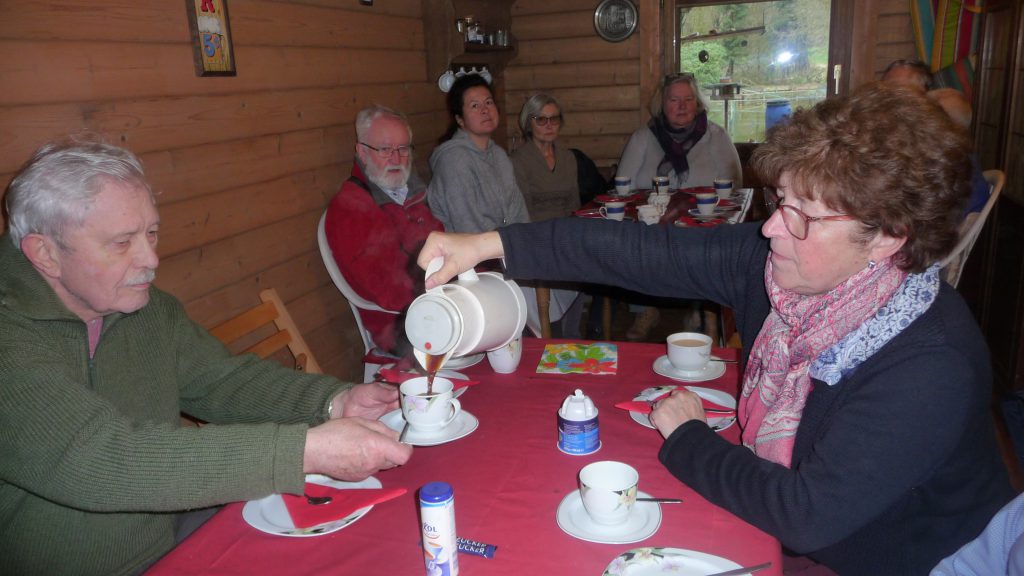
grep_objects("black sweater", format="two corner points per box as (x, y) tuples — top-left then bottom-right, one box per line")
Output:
(499, 219), (1013, 575)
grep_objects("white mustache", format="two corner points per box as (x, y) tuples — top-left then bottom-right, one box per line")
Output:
(127, 269), (156, 286)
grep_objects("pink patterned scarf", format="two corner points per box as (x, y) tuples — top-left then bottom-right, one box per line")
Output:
(738, 256), (907, 467)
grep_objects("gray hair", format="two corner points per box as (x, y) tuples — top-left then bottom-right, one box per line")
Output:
(518, 93), (564, 138)
(354, 105), (412, 142)
(649, 73), (709, 119)
(6, 137), (152, 250)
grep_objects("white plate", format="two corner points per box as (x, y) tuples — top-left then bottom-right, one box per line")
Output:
(628, 385), (737, 433)
(652, 355), (727, 383)
(602, 547), (742, 575)
(445, 353), (484, 369)
(242, 474), (381, 537)
(379, 409), (479, 446)
(555, 490), (661, 544)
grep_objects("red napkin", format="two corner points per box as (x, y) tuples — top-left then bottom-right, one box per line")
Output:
(675, 216), (722, 228)
(281, 484), (407, 529)
(377, 368), (479, 390)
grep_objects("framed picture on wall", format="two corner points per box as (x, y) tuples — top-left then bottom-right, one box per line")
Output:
(185, 0), (236, 76)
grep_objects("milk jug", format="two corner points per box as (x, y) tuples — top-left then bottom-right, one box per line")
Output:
(557, 389), (600, 455)
(405, 257), (528, 365)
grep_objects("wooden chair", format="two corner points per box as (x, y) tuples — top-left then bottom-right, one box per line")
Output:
(536, 286), (552, 338)
(940, 169), (1005, 288)
(208, 288), (321, 374)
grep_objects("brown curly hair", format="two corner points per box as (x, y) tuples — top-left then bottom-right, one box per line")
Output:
(751, 82), (971, 272)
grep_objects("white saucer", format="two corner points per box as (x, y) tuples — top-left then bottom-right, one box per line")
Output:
(379, 409), (479, 446)
(603, 547), (742, 575)
(445, 353), (484, 369)
(242, 474), (381, 537)
(556, 490), (661, 544)
(628, 384), (737, 433)
(653, 355), (726, 383)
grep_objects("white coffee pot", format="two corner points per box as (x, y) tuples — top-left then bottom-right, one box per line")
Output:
(405, 257), (528, 368)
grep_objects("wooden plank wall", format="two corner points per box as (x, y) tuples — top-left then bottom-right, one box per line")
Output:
(505, 0), (640, 168)
(504, 1), (917, 170)
(0, 0), (449, 381)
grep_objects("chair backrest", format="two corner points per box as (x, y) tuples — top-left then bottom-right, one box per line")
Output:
(208, 288), (321, 374)
(316, 211), (399, 356)
(939, 169), (1004, 287)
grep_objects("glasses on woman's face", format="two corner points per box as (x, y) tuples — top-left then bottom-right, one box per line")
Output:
(359, 142), (414, 159)
(531, 114), (562, 127)
(764, 187), (855, 240)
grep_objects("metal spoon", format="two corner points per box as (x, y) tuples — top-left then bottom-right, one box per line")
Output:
(304, 493), (332, 506)
(636, 497), (682, 503)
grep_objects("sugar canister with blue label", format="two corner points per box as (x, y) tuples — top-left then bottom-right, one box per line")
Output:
(419, 481), (459, 576)
(557, 389), (600, 455)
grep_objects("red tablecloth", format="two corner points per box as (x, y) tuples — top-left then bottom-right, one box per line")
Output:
(147, 339), (781, 575)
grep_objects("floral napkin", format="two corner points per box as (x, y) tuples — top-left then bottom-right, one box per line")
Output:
(536, 343), (618, 374)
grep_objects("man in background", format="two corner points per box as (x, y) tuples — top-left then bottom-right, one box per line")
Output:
(324, 105), (443, 357)
(881, 58), (933, 92)
(0, 138), (412, 575)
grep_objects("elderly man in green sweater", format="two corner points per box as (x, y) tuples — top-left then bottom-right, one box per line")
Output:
(0, 138), (413, 575)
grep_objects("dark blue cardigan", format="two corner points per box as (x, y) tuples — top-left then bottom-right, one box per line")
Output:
(499, 219), (1013, 575)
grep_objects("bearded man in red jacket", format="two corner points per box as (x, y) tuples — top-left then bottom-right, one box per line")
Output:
(324, 106), (443, 356)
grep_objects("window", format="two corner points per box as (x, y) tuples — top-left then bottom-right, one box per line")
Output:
(674, 0), (840, 142)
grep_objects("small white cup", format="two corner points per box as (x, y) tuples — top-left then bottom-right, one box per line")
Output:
(637, 205), (660, 225)
(614, 176), (631, 196)
(487, 337), (522, 374)
(695, 192), (720, 216)
(713, 178), (733, 200)
(399, 377), (461, 432)
(579, 461), (638, 526)
(600, 201), (627, 221)
(652, 176), (671, 194)
(667, 332), (712, 372)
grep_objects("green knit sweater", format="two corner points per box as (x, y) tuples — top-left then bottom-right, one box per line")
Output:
(0, 236), (352, 575)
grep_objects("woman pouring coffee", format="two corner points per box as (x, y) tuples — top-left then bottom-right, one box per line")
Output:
(414, 84), (1013, 575)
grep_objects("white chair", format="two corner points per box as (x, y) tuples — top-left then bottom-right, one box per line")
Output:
(317, 211), (400, 382)
(939, 169), (1005, 288)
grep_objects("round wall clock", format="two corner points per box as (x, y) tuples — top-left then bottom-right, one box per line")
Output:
(594, 0), (638, 43)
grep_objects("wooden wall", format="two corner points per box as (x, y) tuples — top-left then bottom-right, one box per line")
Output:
(0, 0), (449, 382)
(503, 0), (917, 170)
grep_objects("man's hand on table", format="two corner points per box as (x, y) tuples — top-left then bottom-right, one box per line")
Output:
(331, 382), (399, 420)
(418, 230), (504, 289)
(304, 418), (412, 481)
(650, 389), (708, 439)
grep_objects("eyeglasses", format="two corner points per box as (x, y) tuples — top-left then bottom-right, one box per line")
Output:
(663, 72), (695, 85)
(531, 114), (562, 127)
(359, 142), (414, 159)
(764, 187), (855, 240)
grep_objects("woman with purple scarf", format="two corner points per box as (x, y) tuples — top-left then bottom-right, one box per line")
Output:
(617, 73), (741, 195)
(616, 73), (742, 341)
(414, 84), (1013, 575)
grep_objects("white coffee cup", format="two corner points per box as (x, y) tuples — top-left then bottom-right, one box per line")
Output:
(695, 192), (720, 216)
(579, 461), (638, 526)
(652, 176), (671, 194)
(600, 201), (627, 221)
(399, 377), (461, 432)
(486, 337), (522, 374)
(613, 176), (631, 196)
(637, 205), (660, 225)
(667, 331), (712, 372)
(713, 178), (733, 200)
